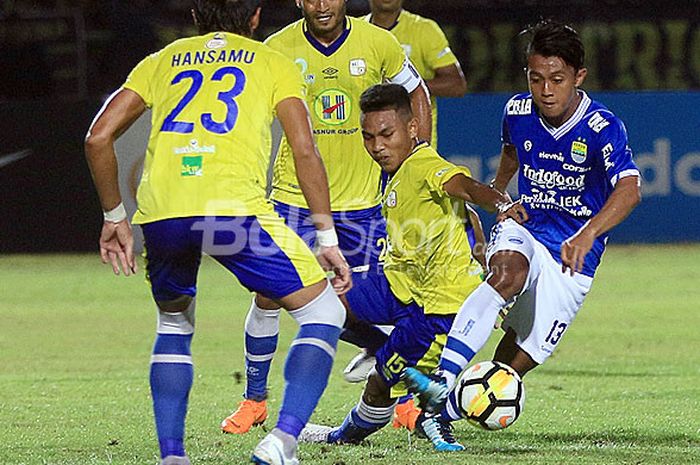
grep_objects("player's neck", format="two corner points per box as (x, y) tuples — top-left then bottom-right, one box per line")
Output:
(542, 91), (582, 128)
(370, 9), (401, 30)
(306, 18), (348, 46)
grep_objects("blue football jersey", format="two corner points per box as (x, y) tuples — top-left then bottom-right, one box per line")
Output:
(501, 90), (640, 276)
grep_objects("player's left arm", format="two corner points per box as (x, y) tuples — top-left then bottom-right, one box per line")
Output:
(561, 117), (642, 275)
(383, 32), (432, 142)
(561, 176), (641, 276)
(84, 87), (146, 276)
(426, 63), (467, 97)
(443, 173), (528, 223)
(422, 20), (466, 97)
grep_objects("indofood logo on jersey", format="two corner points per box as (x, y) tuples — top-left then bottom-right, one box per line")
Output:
(571, 138), (588, 163)
(314, 89), (352, 125)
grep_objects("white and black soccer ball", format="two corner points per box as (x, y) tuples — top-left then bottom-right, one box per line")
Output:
(456, 360), (525, 430)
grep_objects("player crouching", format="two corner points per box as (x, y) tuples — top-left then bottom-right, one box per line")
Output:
(298, 84), (526, 451)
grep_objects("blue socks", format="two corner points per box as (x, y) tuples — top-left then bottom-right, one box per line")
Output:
(329, 398), (395, 444)
(243, 302), (280, 400)
(277, 323), (341, 437)
(150, 333), (193, 458)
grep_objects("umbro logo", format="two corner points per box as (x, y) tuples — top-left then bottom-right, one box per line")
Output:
(322, 67), (339, 78)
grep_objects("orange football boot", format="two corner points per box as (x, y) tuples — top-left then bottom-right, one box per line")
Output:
(220, 398), (268, 434)
(392, 397), (421, 431)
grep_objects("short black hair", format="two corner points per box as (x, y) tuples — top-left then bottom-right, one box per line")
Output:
(192, 0), (261, 36)
(359, 84), (413, 120)
(523, 19), (585, 70)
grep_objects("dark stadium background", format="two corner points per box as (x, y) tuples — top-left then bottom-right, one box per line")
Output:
(1, 0), (699, 252)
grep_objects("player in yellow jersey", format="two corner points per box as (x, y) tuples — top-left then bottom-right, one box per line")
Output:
(84, 2), (351, 465)
(221, 0), (433, 436)
(338, 0), (471, 430)
(367, 0), (467, 146)
(296, 84), (523, 452)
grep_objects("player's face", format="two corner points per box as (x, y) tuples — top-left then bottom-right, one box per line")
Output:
(361, 109), (418, 174)
(526, 54), (587, 127)
(298, 0), (347, 39)
(369, 0), (403, 13)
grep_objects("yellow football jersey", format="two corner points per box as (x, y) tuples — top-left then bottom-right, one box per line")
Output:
(366, 9), (458, 146)
(266, 17), (408, 211)
(383, 142), (483, 315)
(123, 32), (304, 224)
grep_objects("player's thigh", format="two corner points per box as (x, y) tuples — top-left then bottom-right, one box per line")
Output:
(273, 201), (316, 250)
(210, 213), (327, 301)
(141, 218), (202, 302)
(375, 308), (454, 393)
(334, 205), (387, 271)
(503, 247), (593, 364)
(344, 270), (408, 324)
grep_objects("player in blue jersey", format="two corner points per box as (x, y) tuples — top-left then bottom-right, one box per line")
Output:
(403, 19), (642, 422)
(84, 2), (351, 464)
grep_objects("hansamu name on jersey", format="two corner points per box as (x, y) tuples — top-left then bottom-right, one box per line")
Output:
(501, 90), (640, 276)
(122, 32), (304, 223)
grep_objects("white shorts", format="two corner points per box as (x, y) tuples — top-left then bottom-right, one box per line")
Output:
(486, 219), (593, 364)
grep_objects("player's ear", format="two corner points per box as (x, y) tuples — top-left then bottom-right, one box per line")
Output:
(408, 117), (419, 140)
(295, 0), (302, 9)
(574, 67), (587, 88)
(249, 6), (262, 34)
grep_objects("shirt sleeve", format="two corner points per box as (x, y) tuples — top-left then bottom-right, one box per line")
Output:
(270, 52), (305, 110)
(422, 20), (458, 71)
(597, 115), (640, 187)
(425, 159), (472, 197)
(381, 30), (423, 93)
(122, 53), (158, 107)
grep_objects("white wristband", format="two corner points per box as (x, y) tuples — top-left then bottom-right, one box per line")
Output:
(316, 228), (339, 247)
(103, 202), (127, 223)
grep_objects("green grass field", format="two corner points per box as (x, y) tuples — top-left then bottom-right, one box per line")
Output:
(2, 246), (699, 465)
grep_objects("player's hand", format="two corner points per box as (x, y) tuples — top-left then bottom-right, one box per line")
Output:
(561, 228), (595, 276)
(496, 201), (529, 224)
(316, 245), (352, 295)
(99, 219), (137, 276)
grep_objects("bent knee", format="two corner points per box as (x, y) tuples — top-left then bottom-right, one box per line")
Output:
(487, 251), (529, 298)
(156, 294), (194, 313)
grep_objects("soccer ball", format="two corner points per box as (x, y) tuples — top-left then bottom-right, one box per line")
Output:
(455, 361), (525, 430)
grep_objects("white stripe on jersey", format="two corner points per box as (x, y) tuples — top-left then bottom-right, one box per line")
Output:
(539, 90), (592, 140)
(611, 169), (641, 186)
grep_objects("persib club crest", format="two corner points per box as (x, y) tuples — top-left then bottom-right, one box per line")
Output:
(571, 139), (588, 163)
(314, 89), (351, 125)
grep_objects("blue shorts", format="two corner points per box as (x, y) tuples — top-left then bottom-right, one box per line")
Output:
(141, 215), (326, 302)
(345, 271), (455, 394)
(273, 202), (387, 272)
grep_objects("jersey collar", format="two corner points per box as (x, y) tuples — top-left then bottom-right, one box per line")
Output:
(303, 18), (351, 57)
(368, 9), (402, 31)
(537, 90), (591, 140)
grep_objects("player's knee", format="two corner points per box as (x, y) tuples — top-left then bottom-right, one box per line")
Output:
(288, 283), (346, 329)
(487, 251), (529, 299)
(156, 295), (195, 334)
(246, 296), (281, 337)
(363, 370), (394, 407)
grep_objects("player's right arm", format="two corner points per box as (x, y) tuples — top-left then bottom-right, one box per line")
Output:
(492, 143), (519, 195)
(276, 97), (351, 294)
(84, 88), (146, 276)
